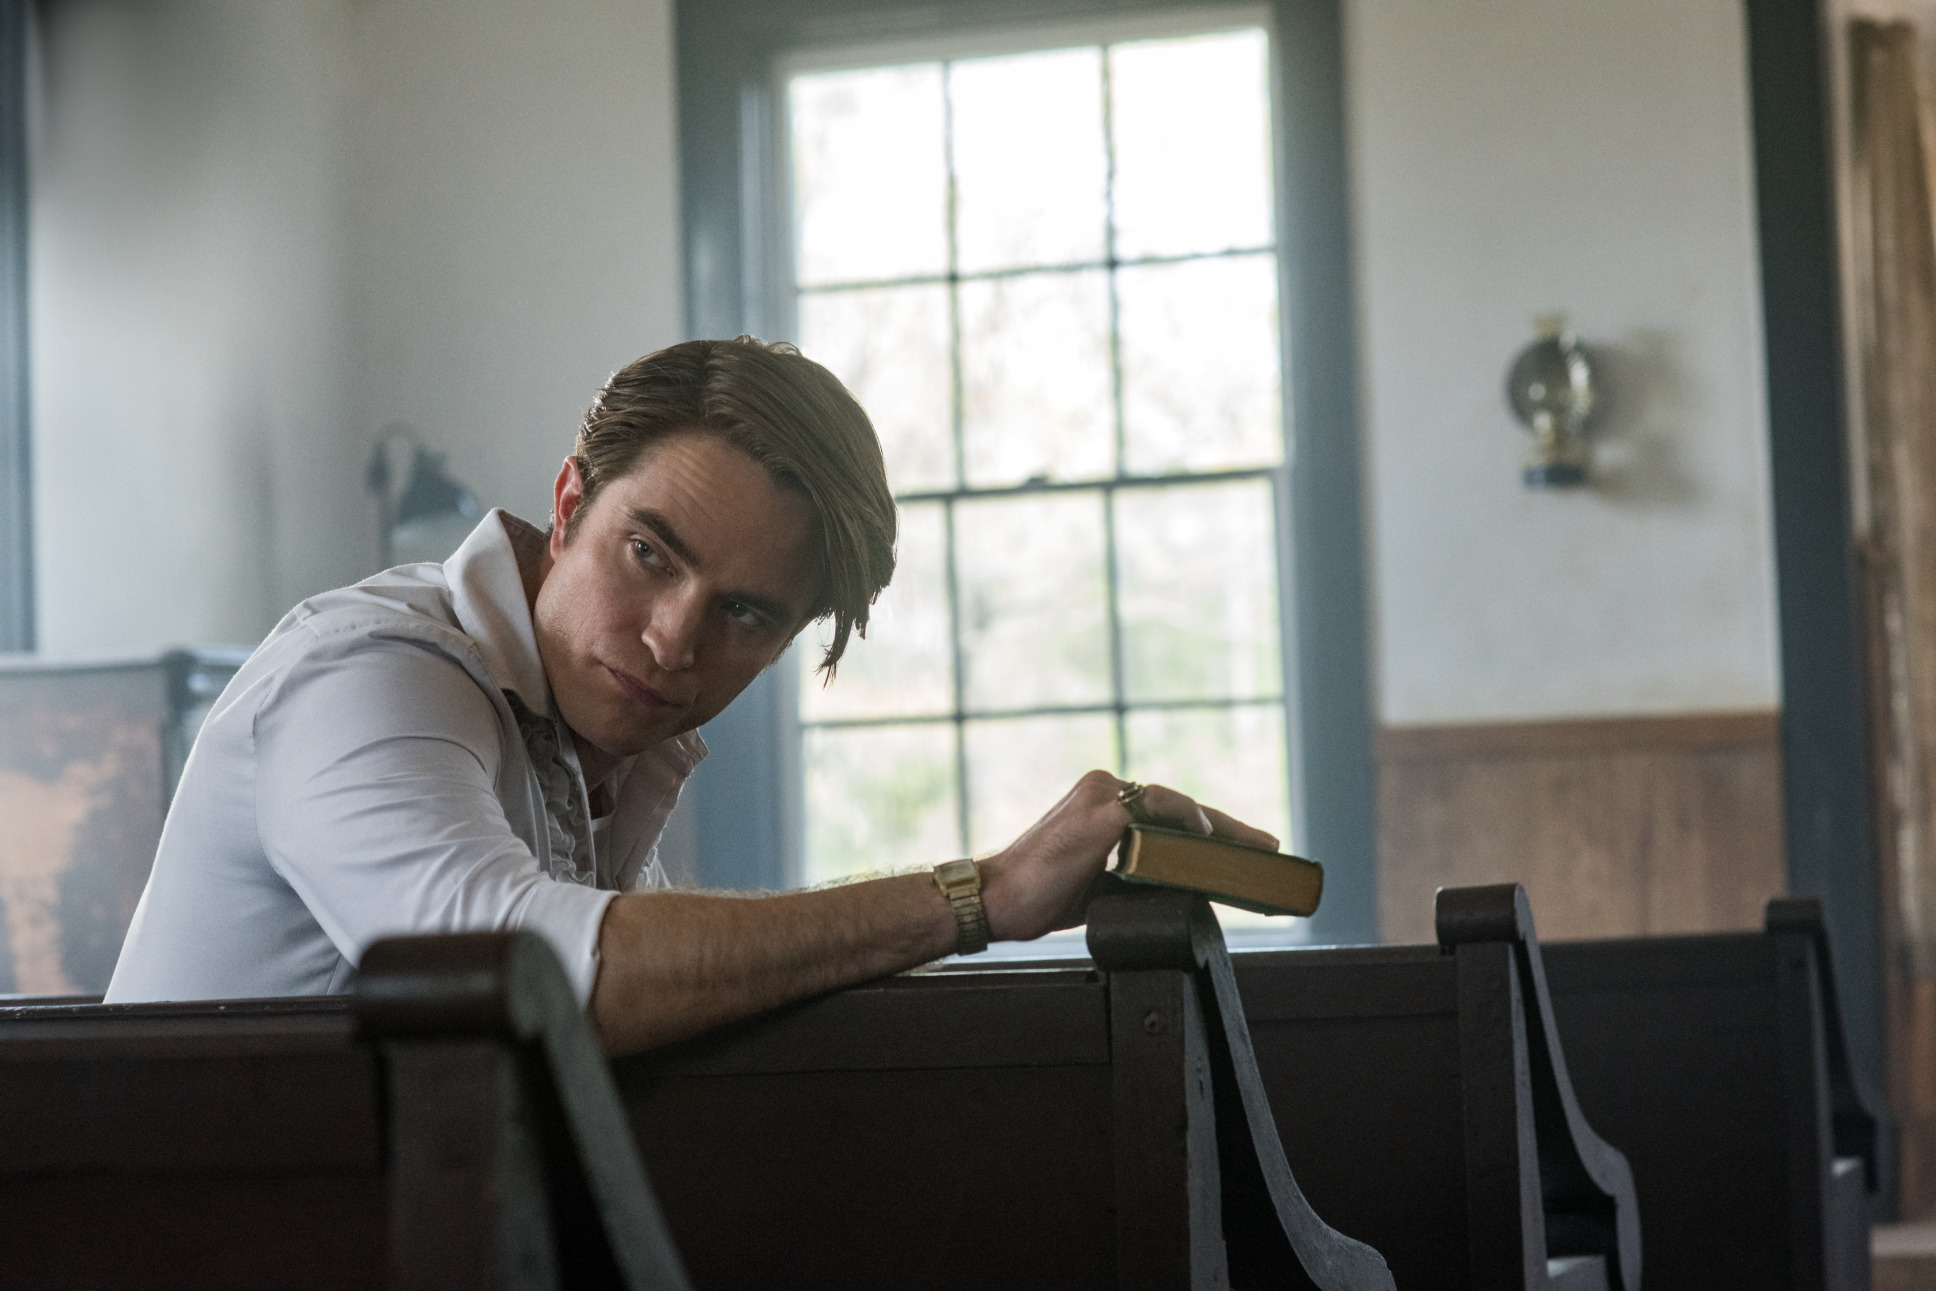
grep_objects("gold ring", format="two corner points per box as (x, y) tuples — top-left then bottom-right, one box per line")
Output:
(1117, 780), (1152, 822)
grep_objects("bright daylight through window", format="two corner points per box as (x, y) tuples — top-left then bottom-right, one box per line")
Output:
(786, 25), (1294, 931)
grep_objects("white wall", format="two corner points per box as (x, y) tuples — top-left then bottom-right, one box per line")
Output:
(31, 0), (360, 652)
(1348, 0), (1783, 724)
(27, 0), (684, 653)
(345, 0), (685, 531)
(27, 0), (1780, 737)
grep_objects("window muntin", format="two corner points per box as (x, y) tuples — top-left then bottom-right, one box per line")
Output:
(788, 28), (1293, 925)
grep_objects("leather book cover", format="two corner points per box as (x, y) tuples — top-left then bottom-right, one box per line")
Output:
(1114, 823), (1323, 917)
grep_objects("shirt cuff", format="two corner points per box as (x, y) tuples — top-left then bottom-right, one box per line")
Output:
(515, 881), (620, 1006)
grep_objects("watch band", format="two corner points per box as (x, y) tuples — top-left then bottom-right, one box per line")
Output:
(932, 858), (991, 956)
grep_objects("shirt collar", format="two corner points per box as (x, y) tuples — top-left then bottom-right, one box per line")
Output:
(444, 509), (555, 714)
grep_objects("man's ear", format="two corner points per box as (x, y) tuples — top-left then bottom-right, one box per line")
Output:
(550, 456), (588, 558)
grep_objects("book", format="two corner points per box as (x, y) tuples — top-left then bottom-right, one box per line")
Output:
(1114, 824), (1324, 917)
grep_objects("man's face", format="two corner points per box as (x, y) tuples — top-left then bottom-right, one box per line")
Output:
(533, 431), (820, 761)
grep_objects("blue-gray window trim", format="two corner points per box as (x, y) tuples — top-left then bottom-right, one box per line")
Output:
(0, 0), (28, 654)
(1745, 0), (1885, 1105)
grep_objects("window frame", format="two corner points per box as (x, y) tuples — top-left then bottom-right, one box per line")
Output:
(677, 0), (1380, 946)
(0, 0), (28, 653)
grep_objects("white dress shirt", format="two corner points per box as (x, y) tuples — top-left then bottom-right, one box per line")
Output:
(106, 510), (706, 1005)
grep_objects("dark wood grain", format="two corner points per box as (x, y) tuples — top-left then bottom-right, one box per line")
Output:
(0, 931), (689, 1291)
(616, 964), (1126, 1290)
(1455, 941), (1546, 1288)
(1231, 883), (1637, 1291)
(1109, 967), (1225, 1289)
(1542, 898), (1887, 1290)
(385, 1040), (558, 1291)
(616, 882), (1393, 1291)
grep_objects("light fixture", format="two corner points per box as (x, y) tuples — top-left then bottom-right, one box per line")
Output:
(1506, 315), (1598, 488)
(364, 424), (483, 568)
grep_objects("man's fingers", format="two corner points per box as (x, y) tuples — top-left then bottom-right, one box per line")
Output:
(1112, 776), (1280, 850)
(1203, 804), (1279, 852)
(1133, 782), (1213, 835)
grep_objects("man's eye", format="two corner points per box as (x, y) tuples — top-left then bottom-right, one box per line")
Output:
(725, 601), (765, 628)
(631, 538), (665, 569)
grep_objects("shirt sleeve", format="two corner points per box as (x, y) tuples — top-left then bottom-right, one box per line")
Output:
(253, 632), (616, 1003)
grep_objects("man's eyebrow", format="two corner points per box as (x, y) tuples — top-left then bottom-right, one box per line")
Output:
(626, 508), (700, 568)
(626, 506), (799, 623)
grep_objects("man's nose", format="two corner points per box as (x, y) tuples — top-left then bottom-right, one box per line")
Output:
(640, 587), (703, 671)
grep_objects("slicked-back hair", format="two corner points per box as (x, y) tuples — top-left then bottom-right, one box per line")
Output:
(567, 337), (896, 675)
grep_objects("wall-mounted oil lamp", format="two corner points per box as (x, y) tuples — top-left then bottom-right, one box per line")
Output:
(1506, 314), (1597, 488)
(364, 423), (482, 569)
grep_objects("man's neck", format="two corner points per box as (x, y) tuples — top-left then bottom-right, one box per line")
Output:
(573, 732), (622, 800)
(515, 519), (619, 797)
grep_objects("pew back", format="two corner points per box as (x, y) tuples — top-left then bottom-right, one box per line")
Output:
(956, 889), (1640, 1290)
(1235, 945), (1473, 1285)
(1543, 906), (1883, 1291)
(618, 884), (1394, 1291)
(0, 1000), (383, 1289)
(0, 933), (689, 1291)
(617, 966), (1119, 1287)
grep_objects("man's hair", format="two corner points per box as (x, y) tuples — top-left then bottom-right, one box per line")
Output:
(568, 336), (896, 675)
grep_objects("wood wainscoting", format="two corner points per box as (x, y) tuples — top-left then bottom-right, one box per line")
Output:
(1375, 712), (1787, 944)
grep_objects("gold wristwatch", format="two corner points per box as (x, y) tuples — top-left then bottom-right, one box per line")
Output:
(932, 858), (991, 956)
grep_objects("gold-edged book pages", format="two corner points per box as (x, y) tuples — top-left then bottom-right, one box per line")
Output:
(1114, 824), (1323, 918)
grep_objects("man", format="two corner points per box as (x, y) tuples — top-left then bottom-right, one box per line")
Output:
(108, 337), (1273, 1054)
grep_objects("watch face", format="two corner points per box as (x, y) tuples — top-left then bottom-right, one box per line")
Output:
(935, 859), (979, 891)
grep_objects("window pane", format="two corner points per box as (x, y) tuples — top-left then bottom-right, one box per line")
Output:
(955, 492), (1111, 711)
(800, 285), (954, 493)
(1117, 480), (1282, 704)
(791, 64), (948, 285)
(1119, 255), (1282, 474)
(960, 270), (1114, 487)
(805, 723), (960, 884)
(950, 47), (1108, 274)
(801, 502), (952, 721)
(1124, 703), (1290, 849)
(1110, 30), (1273, 259)
(965, 713), (1118, 854)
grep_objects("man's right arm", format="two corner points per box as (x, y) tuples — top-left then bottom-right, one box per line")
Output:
(588, 772), (1270, 1054)
(255, 637), (619, 1001)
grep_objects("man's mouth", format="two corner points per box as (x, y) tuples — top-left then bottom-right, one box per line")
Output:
(605, 665), (679, 710)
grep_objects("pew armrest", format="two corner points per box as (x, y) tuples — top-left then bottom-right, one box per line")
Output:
(1089, 877), (1397, 1291)
(1437, 884), (1643, 1291)
(358, 932), (691, 1291)
(1768, 895), (1897, 1213)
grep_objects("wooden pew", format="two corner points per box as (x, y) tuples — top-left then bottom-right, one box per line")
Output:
(0, 898), (1391, 1290)
(1542, 896), (1889, 1291)
(1228, 883), (1640, 1291)
(0, 932), (688, 1290)
(614, 879), (1396, 1291)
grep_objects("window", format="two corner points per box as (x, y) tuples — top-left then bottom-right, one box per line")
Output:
(678, 0), (1375, 944)
(782, 25), (1299, 935)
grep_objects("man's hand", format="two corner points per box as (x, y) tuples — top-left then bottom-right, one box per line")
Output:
(979, 769), (1279, 943)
